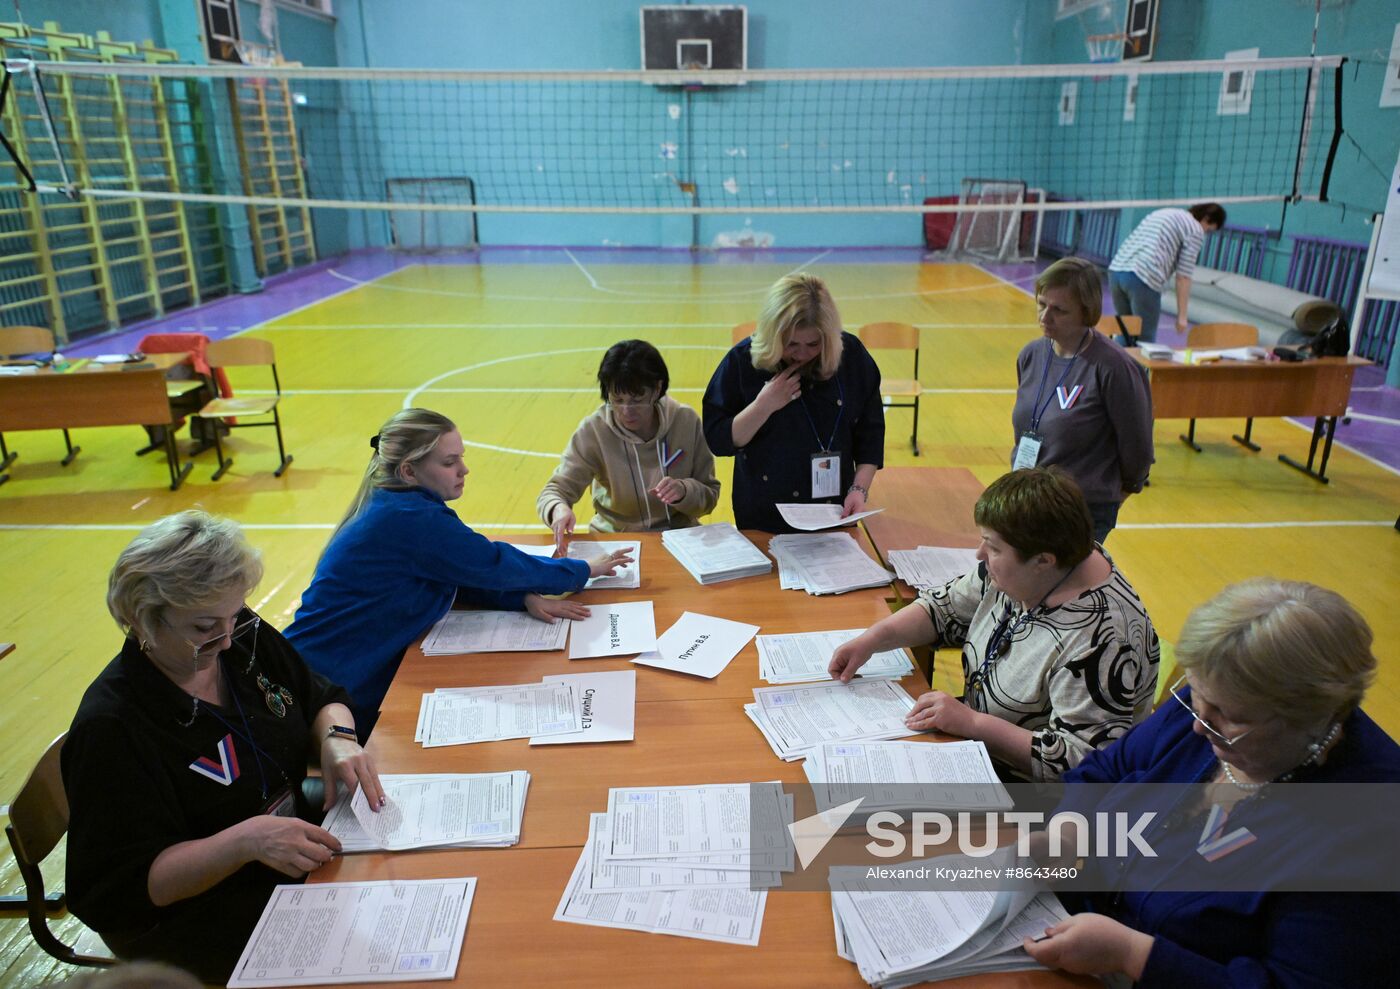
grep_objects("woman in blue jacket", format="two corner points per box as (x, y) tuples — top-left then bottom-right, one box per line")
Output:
(286, 408), (631, 732)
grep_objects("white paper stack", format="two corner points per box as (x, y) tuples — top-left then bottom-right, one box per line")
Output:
(662, 522), (772, 584)
(830, 855), (1068, 987)
(567, 539), (642, 589)
(801, 740), (1013, 819)
(322, 772), (530, 851)
(777, 503), (884, 530)
(757, 629), (913, 684)
(553, 782), (795, 947)
(768, 532), (894, 595)
(416, 671), (637, 747)
(421, 609), (570, 655)
(886, 546), (980, 592)
(744, 680), (919, 761)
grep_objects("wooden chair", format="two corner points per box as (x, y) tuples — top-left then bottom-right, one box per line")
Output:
(1180, 322), (1260, 453)
(194, 337), (294, 479)
(0, 326), (78, 475)
(4, 733), (116, 966)
(857, 322), (924, 455)
(1095, 314), (1142, 342)
(730, 321), (755, 345)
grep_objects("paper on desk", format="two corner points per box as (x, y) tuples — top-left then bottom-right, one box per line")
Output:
(421, 609), (569, 655)
(887, 546), (980, 590)
(632, 611), (760, 679)
(345, 772), (525, 850)
(568, 600), (656, 658)
(419, 681), (581, 746)
(583, 815), (781, 890)
(777, 503), (884, 530)
(325, 772), (528, 851)
(530, 669), (637, 745)
(603, 781), (792, 860)
(804, 740), (1012, 813)
(747, 679), (918, 760)
(554, 820), (766, 946)
(501, 541), (558, 557)
(227, 878), (476, 987)
(756, 629), (913, 684)
(567, 539), (641, 589)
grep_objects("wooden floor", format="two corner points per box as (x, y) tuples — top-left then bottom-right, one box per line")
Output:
(2, 256), (1398, 983)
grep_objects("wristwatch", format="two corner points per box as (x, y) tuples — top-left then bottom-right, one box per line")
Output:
(847, 483), (869, 497)
(325, 724), (358, 742)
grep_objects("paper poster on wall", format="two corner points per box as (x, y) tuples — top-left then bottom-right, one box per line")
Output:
(1058, 82), (1078, 126)
(1123, 72), (1139, 122)
(1381, 25), (1400, 108)
(1217, 48), (1259, 116)
(1365, 149), (1400, 299)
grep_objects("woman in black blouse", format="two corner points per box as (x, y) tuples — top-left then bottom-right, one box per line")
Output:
(62, 510), (383, 982)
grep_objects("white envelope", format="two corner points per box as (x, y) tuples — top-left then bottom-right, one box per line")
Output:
(531, 669), (637, 745)
(568, 600), (657, 659)
(633, 611), (761, 679)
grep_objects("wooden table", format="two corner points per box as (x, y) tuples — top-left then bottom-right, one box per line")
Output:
(0, 353), (193, 489)
(1129, 351), (1369, 483)
(315, 531), (1088, 989)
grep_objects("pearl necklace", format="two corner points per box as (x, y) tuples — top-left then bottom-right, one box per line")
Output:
(1220, 720), (1342, 792)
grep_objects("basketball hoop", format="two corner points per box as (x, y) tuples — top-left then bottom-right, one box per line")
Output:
(1085, 32), (1125, 66)
(234, 40), (280, 68)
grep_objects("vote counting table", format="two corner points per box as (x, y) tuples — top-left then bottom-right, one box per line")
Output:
(314, 516), (1090, 989)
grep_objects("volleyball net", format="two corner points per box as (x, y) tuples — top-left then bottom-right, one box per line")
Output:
(0, 56), (1345, 220)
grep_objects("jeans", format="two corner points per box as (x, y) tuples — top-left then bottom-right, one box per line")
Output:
(1108, 269), (1163, 345)
(1087, 501), (1121, 545)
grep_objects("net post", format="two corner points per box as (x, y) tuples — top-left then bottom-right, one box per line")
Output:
(13, 61), (75, 198)
(1315, 58), (1346, 204)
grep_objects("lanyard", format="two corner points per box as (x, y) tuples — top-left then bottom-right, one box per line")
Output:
(798, 375), (844, 450)
(1027, 330), (1091, 432)
(967, 562), (1078, 695)
(202, 657), (283, 798)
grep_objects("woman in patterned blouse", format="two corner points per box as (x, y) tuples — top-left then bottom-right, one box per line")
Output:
(829, 466), (1159, 781)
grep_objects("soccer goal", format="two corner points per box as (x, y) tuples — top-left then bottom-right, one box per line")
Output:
(946, 179), (1043, 263)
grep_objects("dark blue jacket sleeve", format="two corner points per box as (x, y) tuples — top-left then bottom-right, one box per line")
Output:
(702, 345), (746, 457)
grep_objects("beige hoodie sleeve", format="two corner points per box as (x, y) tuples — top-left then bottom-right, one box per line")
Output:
(666, 404), (721, 521)
(536, 415), (602, 526)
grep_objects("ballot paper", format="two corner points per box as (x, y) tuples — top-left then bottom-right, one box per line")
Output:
(632, 611), (760, 679)
(768, 532), (894, 595)
(776, 503), (885, 531)
(746, 680), (919, 761)
(603, 781), (793, 860)
(886, 546), (980, 592)
(566, 539), (641, 589)
(420, 609), (569, 655)
(418, 681), (581, 747)
(320, 772), (529, 851)
(802, 740), (1012, 816)
(662, 522), (772, 584)
(756, 629), (914, 684)
(583, 814), (781, 891)
(530, 669), (637, 745)
(554, 822), (768, 946)
(568, 600), (657, 659)
(227, 878), (476, 987)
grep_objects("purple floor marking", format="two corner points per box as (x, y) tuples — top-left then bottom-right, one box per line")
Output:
(60, 248), (1398, 474)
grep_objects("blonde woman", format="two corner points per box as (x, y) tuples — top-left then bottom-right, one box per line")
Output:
(702, 273), (884, 532)
(286, 409), (631, 728)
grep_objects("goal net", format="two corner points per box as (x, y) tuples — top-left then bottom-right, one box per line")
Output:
(948, 179), (1038, 263)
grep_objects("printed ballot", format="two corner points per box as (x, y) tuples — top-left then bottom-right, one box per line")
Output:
(417, 681), (581, 746)
(802, 740), (1012, 817)
(633, 611), (760, 678)
(319, 772), (529, 851)
(227, 878), (476, 987)
(531, 669), (637, 745)
(886, 546), (980, 592)
(756, 629), (913, 684)
(568, 600), (657, 659)
(768, 532), (894, 595)
(421, 609), (568, 655)
(662, 522), (772, 584)
(568, 539), (642, 589)
(745, 679), (919, 761)
(776, 503), (884, 531)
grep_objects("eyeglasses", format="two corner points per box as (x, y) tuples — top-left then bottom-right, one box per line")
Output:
(607, 392), (656, 412)
(164, 612), (260, 658)
(1167, 675), (1258, 747)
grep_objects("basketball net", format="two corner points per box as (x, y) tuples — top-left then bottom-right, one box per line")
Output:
(1085, 33), (1126, 81)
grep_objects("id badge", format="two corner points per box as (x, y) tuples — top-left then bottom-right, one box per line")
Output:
(1013, 431), (1042, 470)
(811, 451), (840, 499)
(262, 785), (297, 818)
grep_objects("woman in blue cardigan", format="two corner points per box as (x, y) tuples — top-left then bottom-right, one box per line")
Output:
(1023, 578), (1399, 987)
(702, 273), (884, 534)
(286, 408), (631, 732)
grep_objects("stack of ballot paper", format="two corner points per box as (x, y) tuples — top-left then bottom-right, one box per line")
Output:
(554, 782), (795, 946)
(757, 629), (913, 684)
(801, 740), (1013, 818)
(886, 546), (979, 592)
(777, 503), (885, 531)
(322, 771), (530, 851)
(830, 852), (1069, 986)
(229, 878), (476, 987)
(745, 679), (919, 761)
(662, 522), (772, 584)
(567, 539), (641, 589)
(421, 608), (570, 655)
(415, 670), (636, 747)
(768, 532), (894, 595)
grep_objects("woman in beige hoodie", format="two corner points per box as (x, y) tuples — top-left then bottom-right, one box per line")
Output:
(537, 340), (721, 537)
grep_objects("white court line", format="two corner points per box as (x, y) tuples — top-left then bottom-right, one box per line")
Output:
(252, 570), (297, 612)
(972, 262), (1038, 300)
(1339, 411), (1400, 427)
(1284, 417), (1400, 479)
(1117, 520), (1395, 530)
